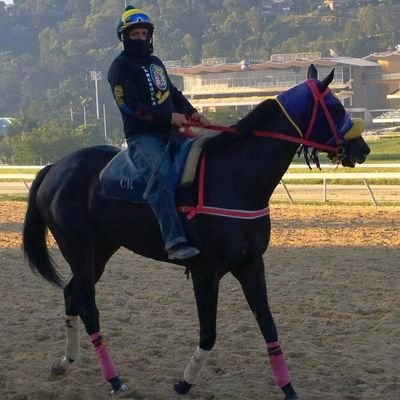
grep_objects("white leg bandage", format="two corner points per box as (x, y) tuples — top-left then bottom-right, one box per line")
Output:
(183, 346), (211, 384)
(65, 315), (80, 361)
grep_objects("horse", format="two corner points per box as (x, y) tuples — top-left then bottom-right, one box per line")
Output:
(22, 65), (370, 400)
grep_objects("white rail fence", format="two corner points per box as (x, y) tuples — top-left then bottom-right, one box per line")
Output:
(0, 165), (399, 205)
(278, 174), (399, 206)
(277, 163), (399, 205)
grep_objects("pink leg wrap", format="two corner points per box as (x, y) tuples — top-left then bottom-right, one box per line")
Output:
(267, 341), (291, 388)
(90, 332), (118, 381)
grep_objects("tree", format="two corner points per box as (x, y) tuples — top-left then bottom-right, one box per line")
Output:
(8, 117), (106, 164)
(358, 5), (378, 37)
(0, 0), (399, 165)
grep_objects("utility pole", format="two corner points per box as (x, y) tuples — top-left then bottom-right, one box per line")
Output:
(103, 103), (107, 143)
(90, 70), (102, 120)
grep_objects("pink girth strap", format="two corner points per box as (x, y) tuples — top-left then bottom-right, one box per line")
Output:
(178, 153), (270, 221)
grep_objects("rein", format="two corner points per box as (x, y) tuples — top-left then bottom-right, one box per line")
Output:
(184, 121), (340, 153)
(184, 80), (346, 154)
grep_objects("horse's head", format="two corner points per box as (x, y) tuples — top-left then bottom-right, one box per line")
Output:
(277, 64), (370, 168)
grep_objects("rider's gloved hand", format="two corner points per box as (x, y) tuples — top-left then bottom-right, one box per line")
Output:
(190, 112), (210, 126)
(171, 113), (188, 127)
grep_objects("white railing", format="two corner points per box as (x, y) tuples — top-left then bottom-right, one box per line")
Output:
(279, 172), (399, 206)
(0, 165), (399, 205)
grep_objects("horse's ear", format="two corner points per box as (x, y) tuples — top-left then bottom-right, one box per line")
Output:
(307, 64), (318, 80)
(320, 68), (335, 89)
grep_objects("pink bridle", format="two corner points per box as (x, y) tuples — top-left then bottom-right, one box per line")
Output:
(184, 81), (346, 154)
(304, 80), (343, 146)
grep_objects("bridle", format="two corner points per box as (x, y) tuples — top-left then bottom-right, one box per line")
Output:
(295, 80), (345, 146)
(184, 79), (351, 155)
(178, 80), (353, 220)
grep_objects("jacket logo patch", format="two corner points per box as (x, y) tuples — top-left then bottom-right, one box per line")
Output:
(114, 85), (125, 106)
(156, 90), (170, 104)
(150, 64), (167, 90)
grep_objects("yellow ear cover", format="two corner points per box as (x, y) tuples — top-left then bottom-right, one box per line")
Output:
(344, 118), (365, 140)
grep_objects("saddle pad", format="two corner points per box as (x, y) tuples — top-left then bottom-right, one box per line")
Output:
(99, 134), (220, 204)
(99, 150), (147, 203)
(180, 132), (219, 187)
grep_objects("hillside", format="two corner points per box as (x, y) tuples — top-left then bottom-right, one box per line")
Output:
(0, 0), (399, 163)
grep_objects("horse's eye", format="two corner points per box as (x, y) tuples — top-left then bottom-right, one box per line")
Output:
(332, 103), (344, 117)
(327, 96), (345, 118)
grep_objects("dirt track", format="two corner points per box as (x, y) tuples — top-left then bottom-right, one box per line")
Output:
(0, 202), (399, 400)
(1, 202), (399, 249)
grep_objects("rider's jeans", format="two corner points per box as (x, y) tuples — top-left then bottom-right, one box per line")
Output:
(127, 134), (187, 250)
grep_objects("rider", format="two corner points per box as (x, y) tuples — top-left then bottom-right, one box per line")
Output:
(108, 5), (209, 260)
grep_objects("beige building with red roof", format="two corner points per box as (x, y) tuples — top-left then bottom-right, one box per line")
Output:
(167, 51), (400, 128)
(364, 51), (400, 125)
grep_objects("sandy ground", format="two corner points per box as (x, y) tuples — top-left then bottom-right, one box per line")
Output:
(0, 202), (399, 400)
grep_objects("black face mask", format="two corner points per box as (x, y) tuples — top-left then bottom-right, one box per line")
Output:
(123, 38), (153, 58)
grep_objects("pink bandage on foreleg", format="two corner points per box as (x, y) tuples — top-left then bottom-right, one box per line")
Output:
(90, 332), (118, 381)
(267, 341), (291, 388)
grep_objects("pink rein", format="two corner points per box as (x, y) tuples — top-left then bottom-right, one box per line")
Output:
(184, 121), (340, 153)
(183, 80), (344, 154)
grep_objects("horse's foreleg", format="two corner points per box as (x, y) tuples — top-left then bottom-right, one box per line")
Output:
(174, 269), (219, 395)
(233, 257), (300, 400)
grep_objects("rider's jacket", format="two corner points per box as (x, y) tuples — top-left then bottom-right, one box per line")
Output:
(108, 51), (197, 139)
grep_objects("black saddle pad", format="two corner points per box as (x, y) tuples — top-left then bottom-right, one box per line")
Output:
(99, 138), (195, 204)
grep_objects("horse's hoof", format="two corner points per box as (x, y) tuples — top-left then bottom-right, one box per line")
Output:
(110, 383), (128, 395)
(50, 356), (70, 376)
(285, 396), (301, 400)
(174, 380), (192, 395)
(110, 376), (128, 395)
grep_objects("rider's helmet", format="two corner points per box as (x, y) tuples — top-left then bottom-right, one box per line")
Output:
(116, 5), (154, 41)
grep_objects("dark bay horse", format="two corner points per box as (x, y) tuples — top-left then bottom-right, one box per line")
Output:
(23, 65), (370, 399)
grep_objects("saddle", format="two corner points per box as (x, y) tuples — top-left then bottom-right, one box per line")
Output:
(99, 134), (218, 203)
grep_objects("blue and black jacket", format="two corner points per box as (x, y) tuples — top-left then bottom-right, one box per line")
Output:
(108, 52), (197, 139)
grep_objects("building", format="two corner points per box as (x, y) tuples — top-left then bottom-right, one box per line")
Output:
(363, 51), (400, 125)
(324, 0), (343, 11)
(168, 52), (385, 126)
(0, 118), (13, 135)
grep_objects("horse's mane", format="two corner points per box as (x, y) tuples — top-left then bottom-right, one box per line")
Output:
(236, 98), (282, 135)
(206, 99), (280, 153)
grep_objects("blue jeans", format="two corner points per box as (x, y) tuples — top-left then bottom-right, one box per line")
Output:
(127, 134), (187, 250)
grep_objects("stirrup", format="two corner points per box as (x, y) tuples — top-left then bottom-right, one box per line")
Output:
(168, 244), (200, 260)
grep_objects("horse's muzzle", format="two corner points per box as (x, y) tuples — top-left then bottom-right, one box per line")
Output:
(340, 136), (371, 168)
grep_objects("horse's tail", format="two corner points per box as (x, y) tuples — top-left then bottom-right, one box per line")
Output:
(22, 165), (64, 288)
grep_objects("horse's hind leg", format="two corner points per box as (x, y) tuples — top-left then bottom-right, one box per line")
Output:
(50, 276), (81, 375)
(51, 236), (126, 393)
(232, 257), (300, 400)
